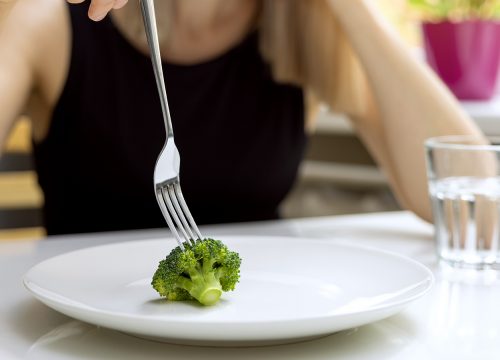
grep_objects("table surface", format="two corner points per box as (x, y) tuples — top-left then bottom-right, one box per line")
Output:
(2, 211), (500, 359)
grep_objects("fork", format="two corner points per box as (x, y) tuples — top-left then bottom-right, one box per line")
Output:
(140, 0), (202, 250)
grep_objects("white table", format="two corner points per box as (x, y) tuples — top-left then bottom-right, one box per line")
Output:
(1, 211), (500, 359)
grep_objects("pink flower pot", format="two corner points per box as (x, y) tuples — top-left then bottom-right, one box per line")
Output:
(423, 20), (500, 100)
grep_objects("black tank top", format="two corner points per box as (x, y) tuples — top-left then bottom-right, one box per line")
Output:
(33, 4), (306, 235)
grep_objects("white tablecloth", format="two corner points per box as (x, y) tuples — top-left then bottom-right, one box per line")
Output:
(1, 211), (499, 359)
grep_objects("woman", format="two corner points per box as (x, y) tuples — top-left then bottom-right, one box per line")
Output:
(0, 0), (482, 235)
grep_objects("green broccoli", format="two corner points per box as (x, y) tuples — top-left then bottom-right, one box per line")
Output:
(151, 238), (241, 306)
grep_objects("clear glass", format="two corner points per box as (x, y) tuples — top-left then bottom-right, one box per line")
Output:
(426, 135), (500, 270)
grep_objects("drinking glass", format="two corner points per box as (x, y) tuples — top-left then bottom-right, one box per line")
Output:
(426, 135), (500, 269)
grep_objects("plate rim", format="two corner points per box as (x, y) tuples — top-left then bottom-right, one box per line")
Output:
(22, 235), (435, 324)
(23, 235), (434, 325)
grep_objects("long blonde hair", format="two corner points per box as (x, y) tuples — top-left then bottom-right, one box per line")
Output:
(123, 0), (368, 125)
(260, 0), (369, 125)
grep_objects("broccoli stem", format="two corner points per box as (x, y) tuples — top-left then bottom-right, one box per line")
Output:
(177, 266), (223, 306)
(197, 286), (222, 306)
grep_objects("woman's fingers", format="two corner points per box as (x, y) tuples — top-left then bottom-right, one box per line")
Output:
(66, 0), (128, 21)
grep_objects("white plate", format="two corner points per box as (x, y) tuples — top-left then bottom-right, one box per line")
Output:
(24, 236), (433, 346)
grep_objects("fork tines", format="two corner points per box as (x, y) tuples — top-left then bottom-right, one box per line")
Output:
(156, 182), (202, 250)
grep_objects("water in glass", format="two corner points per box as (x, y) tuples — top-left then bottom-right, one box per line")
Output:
(430, 176), (500, 269)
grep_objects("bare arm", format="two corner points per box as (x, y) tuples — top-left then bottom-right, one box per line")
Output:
(326, 0), (483, 222)
(0, 0), (35, 149)
(0, 0), (71, 150)
(0, 0), (127, 148)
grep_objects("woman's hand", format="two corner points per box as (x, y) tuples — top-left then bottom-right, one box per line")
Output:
(67, 0), (128, 21)
(1, 0), (128, 22)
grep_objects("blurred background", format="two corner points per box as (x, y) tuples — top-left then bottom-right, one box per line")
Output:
(1, 0), (499, 240)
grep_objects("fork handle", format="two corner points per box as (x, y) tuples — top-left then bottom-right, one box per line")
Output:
(140, 0), (174, 138)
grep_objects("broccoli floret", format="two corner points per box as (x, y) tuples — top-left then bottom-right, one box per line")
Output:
(151, 238), (241, 306)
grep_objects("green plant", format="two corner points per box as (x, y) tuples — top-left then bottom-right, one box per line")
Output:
(151, 238), (241, 306)
(408, 0), (500, 21)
